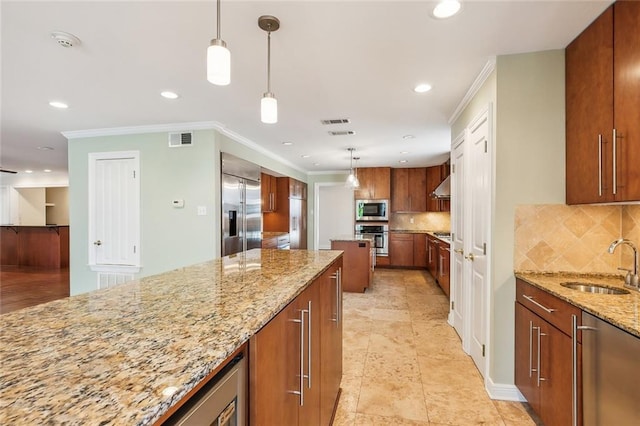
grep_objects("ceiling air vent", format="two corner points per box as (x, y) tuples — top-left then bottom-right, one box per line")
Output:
(168, 132), (193, 147)
(321, 118), (351, 125)
(328, 130), (356, 136)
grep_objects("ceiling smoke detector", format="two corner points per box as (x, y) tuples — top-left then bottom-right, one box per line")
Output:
(51, 31), (81, 48)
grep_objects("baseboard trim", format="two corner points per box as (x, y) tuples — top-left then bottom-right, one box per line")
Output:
(485, 377), (526, 401)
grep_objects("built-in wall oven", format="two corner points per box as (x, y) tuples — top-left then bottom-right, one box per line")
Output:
(355, 199), (389, 222)
(355, 223), (389, 257)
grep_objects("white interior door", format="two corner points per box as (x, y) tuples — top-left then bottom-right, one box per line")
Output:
(467, 109), (491, 376)
(450, 132), (466, 336)
(315, 183), (354, 249)
(89, 152), (140, 268)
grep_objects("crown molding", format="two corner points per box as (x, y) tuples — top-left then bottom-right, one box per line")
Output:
(62, 121), (306, 174)
(448, 57), (496, 125)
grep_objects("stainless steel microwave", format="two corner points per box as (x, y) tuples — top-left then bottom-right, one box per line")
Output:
(355, 199), (389, 221)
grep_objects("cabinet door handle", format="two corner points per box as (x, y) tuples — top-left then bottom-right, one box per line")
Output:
(291, 310), (305, 406)
(522, 294), (556, 314)
(331, 270), (340, 324)
(529, 321), (535, 378)
(613, 128), (621, 195)
(537, 328), (546, 386)
(306, 301), (312, 389)
(337, 268), (342, 324)
(598, 134), (603, 197)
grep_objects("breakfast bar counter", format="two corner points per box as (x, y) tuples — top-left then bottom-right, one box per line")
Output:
(0, 249), (343, 425)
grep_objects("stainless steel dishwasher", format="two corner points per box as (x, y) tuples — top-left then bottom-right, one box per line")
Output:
(165, 353), (246, 426)
(581, 312), (640, 426)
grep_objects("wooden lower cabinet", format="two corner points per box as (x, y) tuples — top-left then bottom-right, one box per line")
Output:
(437, 242), (450, 298)
(515, 279), (581, 426)
(250, 258), (343, 426)
(427, 235), (439, 278)
(330, 240), (371, 293)
(389, 233), (414, 267)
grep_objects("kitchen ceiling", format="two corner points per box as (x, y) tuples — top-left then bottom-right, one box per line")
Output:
(0, 0), (611, 176)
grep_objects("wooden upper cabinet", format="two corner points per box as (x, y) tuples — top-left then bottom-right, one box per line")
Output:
(566, 2), (640, 203)
(426, 166), (443, 212)
(391, 168), (427, 212)
(289, 178), (307, 200)
(353, 167), (391, 200)
(261, 173), (278, 212)
(613, 0), (640, 201)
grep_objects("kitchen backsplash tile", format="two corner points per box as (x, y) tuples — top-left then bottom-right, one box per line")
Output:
(513, 204), (639, 274)
(390, 212), (450, 232)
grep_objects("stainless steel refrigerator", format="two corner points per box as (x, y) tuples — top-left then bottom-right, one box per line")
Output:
(221, 153), (262, 256)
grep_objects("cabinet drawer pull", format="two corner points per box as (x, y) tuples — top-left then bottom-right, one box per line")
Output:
(522, 294), (556, 313)
(307, 301), (312, 389)
(529, 321), (534, 378)
(537, 329), (546, 386)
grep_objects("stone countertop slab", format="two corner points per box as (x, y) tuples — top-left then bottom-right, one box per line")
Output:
(261, 231), (289, 238)
(515, 272), (640, 338)
(0, 249), (343, 425)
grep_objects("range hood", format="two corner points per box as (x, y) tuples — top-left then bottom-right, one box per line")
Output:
(431, 175), (451, 199)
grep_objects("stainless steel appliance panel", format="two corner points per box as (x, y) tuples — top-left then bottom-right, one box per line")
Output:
(355, 224), (388, 256)
(355, 199), (389, 222)
(244, 178), (262, 251)
(582, 312), (640, 426)
(222, 174), (243, 257)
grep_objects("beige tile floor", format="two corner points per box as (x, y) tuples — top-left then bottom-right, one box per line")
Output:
(334, 268), (542, 426)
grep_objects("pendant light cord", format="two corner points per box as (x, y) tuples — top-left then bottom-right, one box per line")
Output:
(216, 0), (221, 39)
(267, 31), (271, 93)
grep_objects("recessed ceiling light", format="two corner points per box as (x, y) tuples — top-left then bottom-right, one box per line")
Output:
(37, 146), (54, 151)
(414, 84), (432, 93)
(301, 155), (310, 158)
(282, 141), (293, 146)
(49, 101), (68, 109)
(403, 135), (415, 140)
(432, 0), (462, 19)
(43, 169), (52, 173)
(160, 91), (179, 99)
(313, 163), (320, 166)
(400, 151), (409, 154)
(24, 170), (33, 173)
(399, 160), (408, 164)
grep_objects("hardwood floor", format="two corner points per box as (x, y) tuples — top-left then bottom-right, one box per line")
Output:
(0, 266), (69, 314)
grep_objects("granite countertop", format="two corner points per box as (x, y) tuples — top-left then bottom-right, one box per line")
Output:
(331, 235), (373, 243)
(515, 272), (640, 338)
(0, 249), (343, 425)
(261, 231), (289, 238)
(390, 229), (431, 234)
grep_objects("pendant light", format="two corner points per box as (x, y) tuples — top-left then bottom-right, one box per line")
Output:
(207, 0), (230, 85)
(345, 148), (360, 189)
(259, 15), (280, 124)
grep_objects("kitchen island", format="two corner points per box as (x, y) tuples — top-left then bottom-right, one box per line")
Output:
(0, 249), (343, 425)
(330, 236), (374, 293)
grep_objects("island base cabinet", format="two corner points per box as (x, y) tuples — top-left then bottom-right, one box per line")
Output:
(320, 261), (343, 425)
(249, 258), (342, 426)
(515, 302), (578, 426)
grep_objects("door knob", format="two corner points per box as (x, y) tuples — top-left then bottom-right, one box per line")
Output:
(465, 253), (475, 261)
(94, 240), (102, 246)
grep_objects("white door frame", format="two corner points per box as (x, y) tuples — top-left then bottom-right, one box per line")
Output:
(88, 151), (141, 274)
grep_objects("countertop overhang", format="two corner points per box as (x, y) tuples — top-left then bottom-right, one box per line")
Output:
(515, 272), (640, 338)
(0, 249), (343, 425)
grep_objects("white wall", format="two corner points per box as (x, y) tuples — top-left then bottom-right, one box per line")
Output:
(316, 183), (355, 249)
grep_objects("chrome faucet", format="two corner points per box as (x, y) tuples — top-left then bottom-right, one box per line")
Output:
(608, 238), (639, 288)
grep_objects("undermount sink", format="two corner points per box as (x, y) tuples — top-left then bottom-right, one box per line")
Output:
(561, 282), (630, 295)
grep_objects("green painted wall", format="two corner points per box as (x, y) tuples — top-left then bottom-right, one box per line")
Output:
(68, 129), (306, 295)
(451, 50), (566, 388)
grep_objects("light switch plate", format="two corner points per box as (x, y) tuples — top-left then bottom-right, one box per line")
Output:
(197, 206), (207, 216)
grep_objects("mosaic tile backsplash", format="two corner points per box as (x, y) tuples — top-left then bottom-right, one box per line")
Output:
(514, 204), (640, 274)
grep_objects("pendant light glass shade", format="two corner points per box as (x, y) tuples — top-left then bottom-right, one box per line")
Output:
(261, 92), (278, 124)
(207, 39), (230, 85)
(207, 0), (230, 86)
(345, 148), (360, 189)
